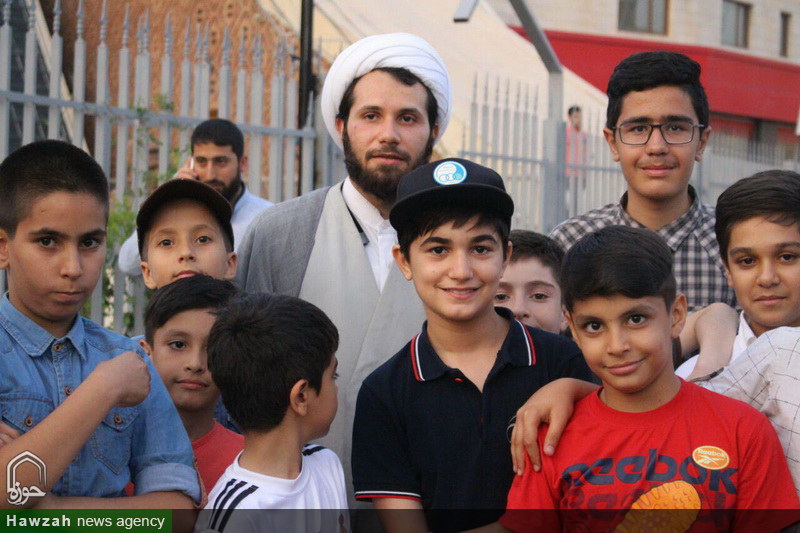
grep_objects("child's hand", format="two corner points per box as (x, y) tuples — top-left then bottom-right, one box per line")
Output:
(0, 420), (20, 447)
(511, 378), (598, 475)
(96, 351), (151, 407)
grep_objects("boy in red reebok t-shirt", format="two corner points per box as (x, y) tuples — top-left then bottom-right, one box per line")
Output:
(499, 227), (799, 532)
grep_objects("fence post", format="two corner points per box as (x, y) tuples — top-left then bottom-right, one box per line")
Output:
(94, 0), (110, 173)
(46, 0), (62, 139)
(235, 32), (246, 123)
(158, 13), (173, 179)
(248, 34), (264, 197)
(218, 27), (231, 119)
(178, 19), (191, 160)
(72, 0), (85, 147)
(113, 7), (130, 204)
(0, 0), (10, 158)
(22, 0), (37, 144)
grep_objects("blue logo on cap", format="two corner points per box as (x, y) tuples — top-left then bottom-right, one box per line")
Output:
(433, 161), (467, 186)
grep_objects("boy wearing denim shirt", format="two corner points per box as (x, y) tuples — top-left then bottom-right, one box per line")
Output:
(0, 140), (199, 508)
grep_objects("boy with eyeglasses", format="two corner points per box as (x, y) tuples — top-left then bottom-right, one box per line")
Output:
(550, 51), (735, 313)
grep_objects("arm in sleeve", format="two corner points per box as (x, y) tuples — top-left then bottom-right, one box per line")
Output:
(129, 348), (201, 504)
(351, 380), (421, 503)
(499, 428), (562, 533)
(731, 412), (800, 532)
(117, 230), (143, 277)
(701, 332), (776, 411)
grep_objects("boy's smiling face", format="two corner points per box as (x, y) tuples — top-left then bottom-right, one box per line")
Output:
(143, 307), (220, 414)
(0, 191), (107, 338)
(567, 293), (686, 412)
(724, 216), (800, 336)
(604, 85), (709, 206)
(394, 217), (510, 327)
(141, 199), (237, 289)
(495, 257), (566, 333)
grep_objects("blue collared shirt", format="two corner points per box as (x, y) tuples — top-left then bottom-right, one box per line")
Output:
(0, 296), (201, 502)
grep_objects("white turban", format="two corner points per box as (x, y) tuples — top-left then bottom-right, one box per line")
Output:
(321, 32), (452, 149)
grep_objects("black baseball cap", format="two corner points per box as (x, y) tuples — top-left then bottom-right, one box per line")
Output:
(390, 158), (514, 232)
(136, 179), (234, 255)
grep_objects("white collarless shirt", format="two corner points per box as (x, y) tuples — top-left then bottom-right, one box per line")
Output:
(676, 312), (757, 378)
(341, 178), (398, 292)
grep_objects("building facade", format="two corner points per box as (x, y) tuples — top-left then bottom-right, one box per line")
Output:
(489, 0), (800, 146)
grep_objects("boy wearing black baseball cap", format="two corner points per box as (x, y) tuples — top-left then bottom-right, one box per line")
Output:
(351, 159), (593, 532)
(135, 178), (237, 290)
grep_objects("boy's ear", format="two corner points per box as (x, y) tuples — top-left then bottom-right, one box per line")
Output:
(670, 294), (688, 338)
(392, 244), (413, 281)
(224, 251), (238, 281)
(141, 261), (158, 290)
(559, 307), (569, 334)
(289, 379), (312, 417)
(603, 127), (620, 162)
(0, 228), (10, 270)
(138, 338), (153, 357)
(723, 261), (734, 288)
(565, 311), (581, 345)
(694, 126), (712, 162)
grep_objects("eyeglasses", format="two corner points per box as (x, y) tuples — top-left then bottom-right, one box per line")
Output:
(614, 121), (705, 145)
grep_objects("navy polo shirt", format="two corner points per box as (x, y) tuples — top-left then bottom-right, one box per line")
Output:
(352, 307), (593, 532)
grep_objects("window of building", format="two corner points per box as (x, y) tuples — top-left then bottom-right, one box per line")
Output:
(721, 0), (750, 48)
(781, 12), (791, 57)
(618, 0), (668, 34)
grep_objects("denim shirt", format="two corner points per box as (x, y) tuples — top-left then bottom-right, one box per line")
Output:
(0, 296), (201, 502)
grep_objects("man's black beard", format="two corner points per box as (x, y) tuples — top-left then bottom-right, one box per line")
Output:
(206, 174), (243, 204)
(342, 129), (434, 205)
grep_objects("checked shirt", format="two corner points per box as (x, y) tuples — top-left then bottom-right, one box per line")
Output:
(549, 187), (735, 312)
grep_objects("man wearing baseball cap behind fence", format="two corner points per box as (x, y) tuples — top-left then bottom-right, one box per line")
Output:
(351, 159), (593, 533)
(235, 33), (451, 506)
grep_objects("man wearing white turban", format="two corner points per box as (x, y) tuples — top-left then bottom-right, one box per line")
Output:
(236, 32), (451, 514)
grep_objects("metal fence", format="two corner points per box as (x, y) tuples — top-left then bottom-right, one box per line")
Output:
(0, 0), (344, 334)
(460, 73), (800, 232)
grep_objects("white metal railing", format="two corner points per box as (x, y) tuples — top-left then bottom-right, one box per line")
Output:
(0, 0), (345, 334)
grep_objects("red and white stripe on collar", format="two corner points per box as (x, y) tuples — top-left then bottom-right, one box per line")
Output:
(410, 321), (536, 382)
(515, 319), (536, 366)
(410, 334), (424, 381)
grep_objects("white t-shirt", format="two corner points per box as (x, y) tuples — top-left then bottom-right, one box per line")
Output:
(675, 312), (757, 378)
(196, 445), (349, 533)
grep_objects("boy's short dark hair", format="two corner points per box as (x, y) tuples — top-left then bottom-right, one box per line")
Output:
(0, 140), (109, 236)
(561, 226), (676, 312)
(144, 274), (238, 344)
(715, 170), (800, 263)
(509, 230), (565, 284)
(337, 67), (438, 129)
(605, 51), (709, 131)
(397, 205), (510, 260)
(191, 119), (244, 161)
(207, 293), (339, 433)
(567, 105), (581, 116)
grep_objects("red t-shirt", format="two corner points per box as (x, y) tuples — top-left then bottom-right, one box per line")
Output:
(193, 422), (244, 492)
(501, 381), (800, 533)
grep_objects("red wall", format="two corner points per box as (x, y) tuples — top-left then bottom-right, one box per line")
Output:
(511, 28), (800, 125)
